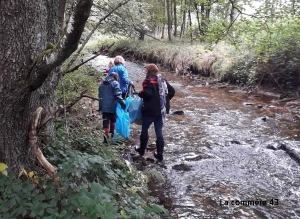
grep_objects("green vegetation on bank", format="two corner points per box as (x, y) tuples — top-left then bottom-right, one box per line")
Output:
(0, 128), (169, 219)
(88, 15), (300, 94)
(0, 64), (171, 218)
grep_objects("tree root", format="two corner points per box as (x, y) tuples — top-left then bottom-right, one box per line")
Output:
(29, 107), (59, 185)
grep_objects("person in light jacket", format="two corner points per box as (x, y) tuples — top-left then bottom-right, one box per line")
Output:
(135, 64), (175, 161)
(98, 73), (126, 143)
(108, 55), (134, 99)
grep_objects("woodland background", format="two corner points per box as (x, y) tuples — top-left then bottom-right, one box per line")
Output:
(0, 0), (299, 218)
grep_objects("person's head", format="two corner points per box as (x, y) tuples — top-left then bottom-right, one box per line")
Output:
(109, 72), (119, 82)
(114, 55), (125, 65)
(108, 59), (114, 68)
(145, 64), (159, 77)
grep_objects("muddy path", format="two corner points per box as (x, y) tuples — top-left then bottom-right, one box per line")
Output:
(89, 55), (300, 219)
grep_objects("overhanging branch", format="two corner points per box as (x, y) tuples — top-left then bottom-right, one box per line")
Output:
(30, 0), (93, 91)
(64, 0), (130, 72)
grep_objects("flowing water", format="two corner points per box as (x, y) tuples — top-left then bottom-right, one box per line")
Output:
(90, 55), (300, 219)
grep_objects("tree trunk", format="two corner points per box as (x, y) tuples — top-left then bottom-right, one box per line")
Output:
(166, 0), (172, 41)
(180, 0), (186, 38)
(188, 2), (192, 43)
(0, 0), (93, 173)
(173, 0), (177, 37)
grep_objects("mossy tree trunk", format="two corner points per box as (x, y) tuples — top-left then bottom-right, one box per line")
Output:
(0, 0), (93, 173)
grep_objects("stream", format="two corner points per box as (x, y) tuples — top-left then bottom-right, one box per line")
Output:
(89, 55), (300, 219)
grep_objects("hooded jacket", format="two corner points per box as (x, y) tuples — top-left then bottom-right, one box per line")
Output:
(108, 64), (131, 93)
(98, 75), (123, 113)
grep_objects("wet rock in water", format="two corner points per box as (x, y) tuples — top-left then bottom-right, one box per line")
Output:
(185, 154), (213, 161)
(266, 143), (300, 164)
(172, 164), (192, 171)
(266, 144), (278, 150)
(173, 110), (184, 115)
(243, 102), (253, 106)
(230, 140), (241, 144)
(279, 144), (300, 164)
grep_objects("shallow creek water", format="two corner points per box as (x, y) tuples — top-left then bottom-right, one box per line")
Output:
(90, 55), (300, 219)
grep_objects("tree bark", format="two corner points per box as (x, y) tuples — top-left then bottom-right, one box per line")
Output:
(173, 0), (177, 37)
(166, 0), (172, 41)
(0, 0), (93, 173)
(180, 0), (186, 38)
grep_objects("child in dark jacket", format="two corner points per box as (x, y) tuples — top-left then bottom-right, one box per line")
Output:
(135, 64), (175, 161)
(98, 73), (126, 143)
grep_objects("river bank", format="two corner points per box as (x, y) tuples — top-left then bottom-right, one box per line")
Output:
(89, 55), (300, 219)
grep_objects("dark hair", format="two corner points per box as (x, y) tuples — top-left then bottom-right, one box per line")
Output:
(110, 72), (119, 81)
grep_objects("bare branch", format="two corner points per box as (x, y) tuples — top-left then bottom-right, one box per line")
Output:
(62, 43), (115, 75)
(30, 0), (93, 91)
(82, 94), (99, 101)
(37, 90), (90, 130)
(64, 0), (130, 71)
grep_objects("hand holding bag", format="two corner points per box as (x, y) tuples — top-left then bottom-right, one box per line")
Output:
(128, 95), (143, 125)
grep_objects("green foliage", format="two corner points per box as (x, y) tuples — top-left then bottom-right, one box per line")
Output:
(0, 131), (169, 218)
(57, 65), (100, 107)
(233, 15), (300, 88)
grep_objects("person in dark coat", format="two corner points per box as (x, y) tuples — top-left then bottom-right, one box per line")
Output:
(108, 55), (134, 99)
(98, 73), (126, 143)
(135, 64), (175, 161)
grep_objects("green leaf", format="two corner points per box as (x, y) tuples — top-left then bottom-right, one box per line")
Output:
(33, 193), (45, 202)
(22, 208), (27, 217)
(46, 208), (56, 215)
(12, 184), (21, 192)
(58, 210), (67, 218)
(78, 193), (92, 206)
(36, 206), (45, 216)
(91, 182), (103, 194)
(6, 198), (17, 207)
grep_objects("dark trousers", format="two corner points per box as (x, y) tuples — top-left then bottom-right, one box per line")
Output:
(102, 112), (117, 129)
(140, 116), (164, 154)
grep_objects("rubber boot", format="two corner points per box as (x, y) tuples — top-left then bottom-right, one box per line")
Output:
(135, 134), (148, 156)
(154, 138), (164, 161)
(109, 123), (115, 139)
(103, 128), (109, 143)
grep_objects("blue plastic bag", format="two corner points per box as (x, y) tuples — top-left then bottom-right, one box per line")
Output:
(116, 97), (133, 138)
(128, 96), (143, 125)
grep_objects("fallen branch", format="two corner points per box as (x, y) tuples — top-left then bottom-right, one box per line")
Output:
(29, 107), (59, 185)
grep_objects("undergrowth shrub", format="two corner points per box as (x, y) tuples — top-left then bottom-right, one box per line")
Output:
(57, 66), (100, 106)
(0, 130), (169, 219)
(238, 16), (300, 90)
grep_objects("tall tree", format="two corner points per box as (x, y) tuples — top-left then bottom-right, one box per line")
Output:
(166, 0), (172, 40)
(173, 0), (178, 37)
(180, 0), (187, 38)
(0, 0), (93, 173)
